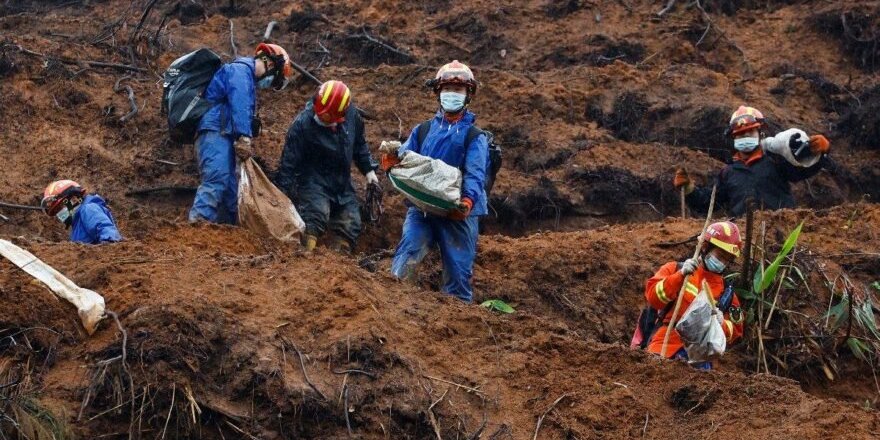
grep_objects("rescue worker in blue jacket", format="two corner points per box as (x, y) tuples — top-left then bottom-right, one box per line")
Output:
(188, 43), (293, 224)
(381, 61), (489, 303)
(41, 180), (122, 244)
(274, 80), (378, 254)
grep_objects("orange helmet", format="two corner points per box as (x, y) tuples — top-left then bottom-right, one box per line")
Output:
(702, 221), (742, 258)
(727, 105), (766, 137)
(427, 60), (478, 96)
(41, 180), (85, 216)
(255, 43), (293, 90)
(313, 80), (352, 124)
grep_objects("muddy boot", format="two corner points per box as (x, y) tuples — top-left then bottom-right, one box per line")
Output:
(329, 236), (353, 256)
(302, 234), (318, 252)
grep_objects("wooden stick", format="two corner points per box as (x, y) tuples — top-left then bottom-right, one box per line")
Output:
(0, 201), (43, 211)
(660, 184), (717, 358)
(228, 19), (238, 58)
(680, 187), (687, 219)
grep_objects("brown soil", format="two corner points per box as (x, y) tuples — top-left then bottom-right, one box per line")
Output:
(2, 0), (880, 438)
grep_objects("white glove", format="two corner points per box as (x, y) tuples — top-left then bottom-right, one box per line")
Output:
(714, 308), (725, 326)
(366, 170), (379, 185)
(234, 136), (254, 159)
(679, 258), (699, 275)
(379, 140), (402, 153)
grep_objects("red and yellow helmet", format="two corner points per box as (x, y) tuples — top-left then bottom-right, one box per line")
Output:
(428, 60), (478, 95)
(727, 105), (766, 137)
(255, 43), (293, 90)
(313, 80), (352, 124)
(702, 221), (742, 258)
(41, 180), (85, 216)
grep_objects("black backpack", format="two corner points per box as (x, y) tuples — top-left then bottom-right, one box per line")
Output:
(162, 49), (223, 144)
(416, 121), (503, 196)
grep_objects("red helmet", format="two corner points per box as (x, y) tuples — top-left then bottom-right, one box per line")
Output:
(313, 80), (351, 124)
(255, 43), (293, 90)
(428, 60), (478, 95)
(727, 105), (766, 137)
(41, 180), (85, 216)
(702, 221), (742, 258)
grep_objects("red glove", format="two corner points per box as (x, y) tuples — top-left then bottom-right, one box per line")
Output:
(380, 153), (401, 172)
(448, 197), (473, 221)
(809, 135), (830, 155)
(673, 168), (694, 194)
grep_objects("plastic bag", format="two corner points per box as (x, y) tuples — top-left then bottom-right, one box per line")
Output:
(0, 239), (105, 335)
(237, 158), (306, 242)
(761, 128), (821, 168)
(675, 290), (726, 362)
(388, 151), (462, 216)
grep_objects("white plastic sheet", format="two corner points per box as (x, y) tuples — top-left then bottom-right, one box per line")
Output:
(675, 290), (726, 362)
(0, 239), (105, 334)
(761, 128), (822, 168)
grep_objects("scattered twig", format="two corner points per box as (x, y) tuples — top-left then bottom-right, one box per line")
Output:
(628, 201), (663, 217)
(656, 0), (677, 17)
(13, 44), (149, 73)
(0, 213), (9, 222)
(114, 76), (138, 122)
(160, 383), (176, 440)
(291, 61), (322, 85)
(228, 19), (238, 58)
(343, 384), (353, 437)
(422, 375), (486, 396)
(346, 27), (414, 63)
(533, 394), (570, 440)
(263, 21), (278, 41)
(332, 369), (377, 379)
(129, 0), (160, 45)
(279, 336), (327, 401)
(683, 386), (716, 415)
(642, 412), (649, 436)
(426, 388), (449, 440)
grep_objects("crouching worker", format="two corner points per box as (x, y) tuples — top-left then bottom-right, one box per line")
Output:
(384, 61), (489, 303)
(41, 180), (122, 244)
(642, 221), (744, 369)
(275, 80), (378, 254)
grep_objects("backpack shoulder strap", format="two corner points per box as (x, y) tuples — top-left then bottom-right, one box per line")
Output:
(416, 120), (432, 148)
(465, 125), (484, 147)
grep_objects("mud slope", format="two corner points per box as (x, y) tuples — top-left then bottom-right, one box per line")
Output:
(1, 210), (879, 438)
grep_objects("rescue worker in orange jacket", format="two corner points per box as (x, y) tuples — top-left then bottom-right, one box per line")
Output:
(644, 221), (745, 369)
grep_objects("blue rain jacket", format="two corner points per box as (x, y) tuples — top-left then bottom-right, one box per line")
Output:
(70, 195), (122, 244)
(197, 57), (256, 139)
(398, 110), (489, 216)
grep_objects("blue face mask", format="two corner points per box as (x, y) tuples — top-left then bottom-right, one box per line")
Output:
(703, 253), (726, 274)
(439, 91), (466, 113)
(257, 75), (275, 90)
(734, 137), (760, 153)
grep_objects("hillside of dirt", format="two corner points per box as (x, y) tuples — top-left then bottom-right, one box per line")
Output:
(2, 0), (880, 438)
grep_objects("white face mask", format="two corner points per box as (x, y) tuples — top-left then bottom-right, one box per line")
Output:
(257, 75), (274, 90)
(439, 91), (466, 113)
(313, 114), (337, 128)
(55, 206), (72, 225)
(734, 137), (760, 152)
(703, 253), (726, 274)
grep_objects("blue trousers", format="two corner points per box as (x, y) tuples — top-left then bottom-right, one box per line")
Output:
(189, 131), (238, 224)
(391, 208), (479, 302)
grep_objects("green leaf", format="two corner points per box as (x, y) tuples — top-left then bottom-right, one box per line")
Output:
(853, 297), (880, 340)
(872, 281), (880, 292)
(847, 337), (871, 362)
(735, 288), (755, 301)
(756, 222), (804, 294)
(824, 293), (850, 332)
(752, 259), (765, 294)
(480, 299), (515, 314)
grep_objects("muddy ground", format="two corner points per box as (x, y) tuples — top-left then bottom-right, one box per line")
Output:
(1, 0), (880, 438)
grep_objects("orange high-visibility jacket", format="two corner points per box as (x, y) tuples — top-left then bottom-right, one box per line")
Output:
(645, 262), (743, 358)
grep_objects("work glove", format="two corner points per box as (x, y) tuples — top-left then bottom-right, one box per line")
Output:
(809, 134), (830, 155)
(234, 136), (254, 160)
(673, 168), (694, 195)
(679, 258), (699, 276)
(366, 170), (379, 185)
(448, 197), (473, 221)
(713, 308), (725, 327)
(380, 153), (401, 172)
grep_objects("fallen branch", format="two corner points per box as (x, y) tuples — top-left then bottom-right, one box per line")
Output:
(129, 0), (160, 45)
(0, 201), (43, 211)
(332, 369), (377, 379)
(125, 186), (197, 197)
(13, 45), (147, 73)
(533, 394), (570, 440)
(263, 21), (278, 41)
(346, 27), (414, 63)
(291, 61), (322, 85)
(656, 0), (677, 17)
(113, 76), (138, 122)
